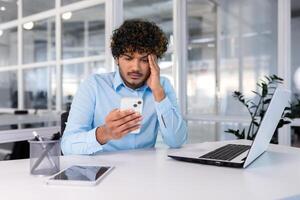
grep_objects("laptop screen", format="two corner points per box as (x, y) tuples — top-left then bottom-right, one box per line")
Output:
(243, 87), (290, 167)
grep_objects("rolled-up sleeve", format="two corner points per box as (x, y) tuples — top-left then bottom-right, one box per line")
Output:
(155, 78), (187, 148)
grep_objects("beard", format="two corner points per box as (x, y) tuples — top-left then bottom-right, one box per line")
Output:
(119, 68), (150, 89)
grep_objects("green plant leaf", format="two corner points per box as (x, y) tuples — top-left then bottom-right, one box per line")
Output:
(249, 105), (257, 109)
(252, 90), (262, 97)
(272, 74), (284, 81)
(257, 83), (262, 88)
(253, 121), (259, 127)
(225, 129), (245, 139)
(259, 110), (266, 118)
(264, 76), (271, 81)
(263, 98), (271, 104)
(262, 83), (268, 97)
(284, 112), (294, 119)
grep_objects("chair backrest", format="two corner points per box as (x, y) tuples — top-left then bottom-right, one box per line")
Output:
(14, 110), (28, 115)
(60, 111), (69, 136)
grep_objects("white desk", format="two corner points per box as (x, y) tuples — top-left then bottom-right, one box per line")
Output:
(0, 140), (300, 200)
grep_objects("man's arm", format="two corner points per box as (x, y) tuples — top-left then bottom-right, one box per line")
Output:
(61, 76), (103, 155)
(61, 75), (142, 155)
(154, 78), (187, 148)
(147, 54), (187, 148)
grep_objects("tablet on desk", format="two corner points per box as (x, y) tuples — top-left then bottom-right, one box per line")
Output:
(46, 165), (114, 186)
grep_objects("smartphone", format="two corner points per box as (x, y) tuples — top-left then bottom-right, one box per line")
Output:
(120, 97), (143, 134)
(46, 165), (114, 186)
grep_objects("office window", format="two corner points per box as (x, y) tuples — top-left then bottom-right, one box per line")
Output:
(89, 60), (106, 74)
(23, 18), (56, 64)
(159, 52), (173, 84)
(219, 0), (278, 116)
(123, 0), (174, 83)
(0, 27), (18, 67)
(0, 1), (106, 110)
(0, 0), (18, 23)
(187, 0), (217, 115)
(186, 0), (278, 116)
(62, 61), (105, 109)
(291, 0), (300, 147)
(24, 67), (56, 109)
(63, 63), (84, 109)
(0, 71), (17, 108)
(124, 0), (173, 44)
(61, 5), (105, 59)
(62, 0), (86, 6)
(188, 121), (248, 144)
(185, 0), (278, 144)
(23, 0), (55, 17)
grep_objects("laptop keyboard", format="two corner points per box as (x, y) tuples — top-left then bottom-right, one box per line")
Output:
(199, 144), (251, 161)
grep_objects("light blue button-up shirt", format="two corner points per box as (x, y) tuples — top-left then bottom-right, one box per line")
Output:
(61, 70), (187, 155)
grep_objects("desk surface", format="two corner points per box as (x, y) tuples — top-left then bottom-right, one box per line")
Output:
(0, 140), (300, 200)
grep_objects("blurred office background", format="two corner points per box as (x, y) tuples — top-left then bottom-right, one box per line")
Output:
(0, 0), (299, 159)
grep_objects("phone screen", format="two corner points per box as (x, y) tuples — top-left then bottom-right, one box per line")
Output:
(51, 165), (111, 181)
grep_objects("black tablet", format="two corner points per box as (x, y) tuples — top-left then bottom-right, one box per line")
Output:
(46, 165), (114, 186)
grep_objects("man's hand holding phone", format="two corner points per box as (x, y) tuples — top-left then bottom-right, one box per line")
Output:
(96, 109), (142, 145)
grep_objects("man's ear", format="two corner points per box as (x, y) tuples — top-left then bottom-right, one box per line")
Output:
(114, 57), (119, 66)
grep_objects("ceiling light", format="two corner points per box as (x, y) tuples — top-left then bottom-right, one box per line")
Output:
(0, 30), (3, 37)
(23, 22), (34, 30)
(62, 12), (72, 20)
(0, 6), (6, 11)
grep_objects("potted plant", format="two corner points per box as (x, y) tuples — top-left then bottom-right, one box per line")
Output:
(225, 75), (299, 144)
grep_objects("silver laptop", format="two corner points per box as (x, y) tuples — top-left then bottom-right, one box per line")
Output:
(168, 87), (290, 168)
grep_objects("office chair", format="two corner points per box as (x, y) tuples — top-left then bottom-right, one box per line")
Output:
(9, 110), (30, 160)
(61, 111), (69, 136)
(60, 111), (69, 156)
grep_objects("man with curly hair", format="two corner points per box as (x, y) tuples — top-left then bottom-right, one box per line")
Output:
(61, 20), (187, 155)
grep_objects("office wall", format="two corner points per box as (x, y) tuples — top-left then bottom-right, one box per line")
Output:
(292, 17), (300, 96)
(0, 0), (287, 145)
(187, 0), (278, 143)
(0, 1), (106, 110)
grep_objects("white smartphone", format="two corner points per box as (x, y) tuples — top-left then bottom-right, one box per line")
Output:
(46, 165), (114, 186)
(120, 97), (143, 134)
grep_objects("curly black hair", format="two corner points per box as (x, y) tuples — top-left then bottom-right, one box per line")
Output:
(111, 19), (168, 59)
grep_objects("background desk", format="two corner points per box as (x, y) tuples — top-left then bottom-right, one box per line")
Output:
(0, 140), (300, 200)
(0, 112), (60, 143)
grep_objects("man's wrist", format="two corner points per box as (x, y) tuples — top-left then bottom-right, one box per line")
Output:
(152, 86), (165, 102)
(96, 125), (109, 145)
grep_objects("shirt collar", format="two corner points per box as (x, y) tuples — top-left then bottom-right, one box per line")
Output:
(113, 70), (149, 92)
(113, 70), (124, 91)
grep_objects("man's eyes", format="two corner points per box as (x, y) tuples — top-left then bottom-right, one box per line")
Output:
(123, 57), (148, 63)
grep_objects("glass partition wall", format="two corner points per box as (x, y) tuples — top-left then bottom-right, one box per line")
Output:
(0, 0), (105, 111)
(291, 0), (300, 147)
(0, 0), (289, 144)
(185, 0), (278, 143)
